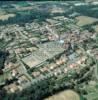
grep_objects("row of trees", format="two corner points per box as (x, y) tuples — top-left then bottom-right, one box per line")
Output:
(3, 76), (69, 100)
(0, 51), (9, 70)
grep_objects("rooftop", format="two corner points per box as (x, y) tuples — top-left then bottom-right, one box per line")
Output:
(22, 41), (65, 68)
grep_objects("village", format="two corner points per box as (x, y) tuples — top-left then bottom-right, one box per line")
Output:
(0, 15), (97, 95)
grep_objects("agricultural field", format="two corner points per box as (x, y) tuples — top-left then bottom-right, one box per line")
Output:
(0, 14), (15, 21)
(16, 6), (33, 11)
(0, 9), (7, 15)
(94, 25), (98, 32)
(76, 16), (98, 26)
(45, 90), (80, 100)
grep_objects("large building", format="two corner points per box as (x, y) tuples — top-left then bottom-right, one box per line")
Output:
(22, 41), (65, 69)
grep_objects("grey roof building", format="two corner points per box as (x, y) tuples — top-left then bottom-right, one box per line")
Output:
(22, 41), (65, 68)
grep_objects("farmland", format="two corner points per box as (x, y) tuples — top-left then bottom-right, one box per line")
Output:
(45, 90), (80, 100)
(0, 14), (15, 21)
(76, 16), (98, 26)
